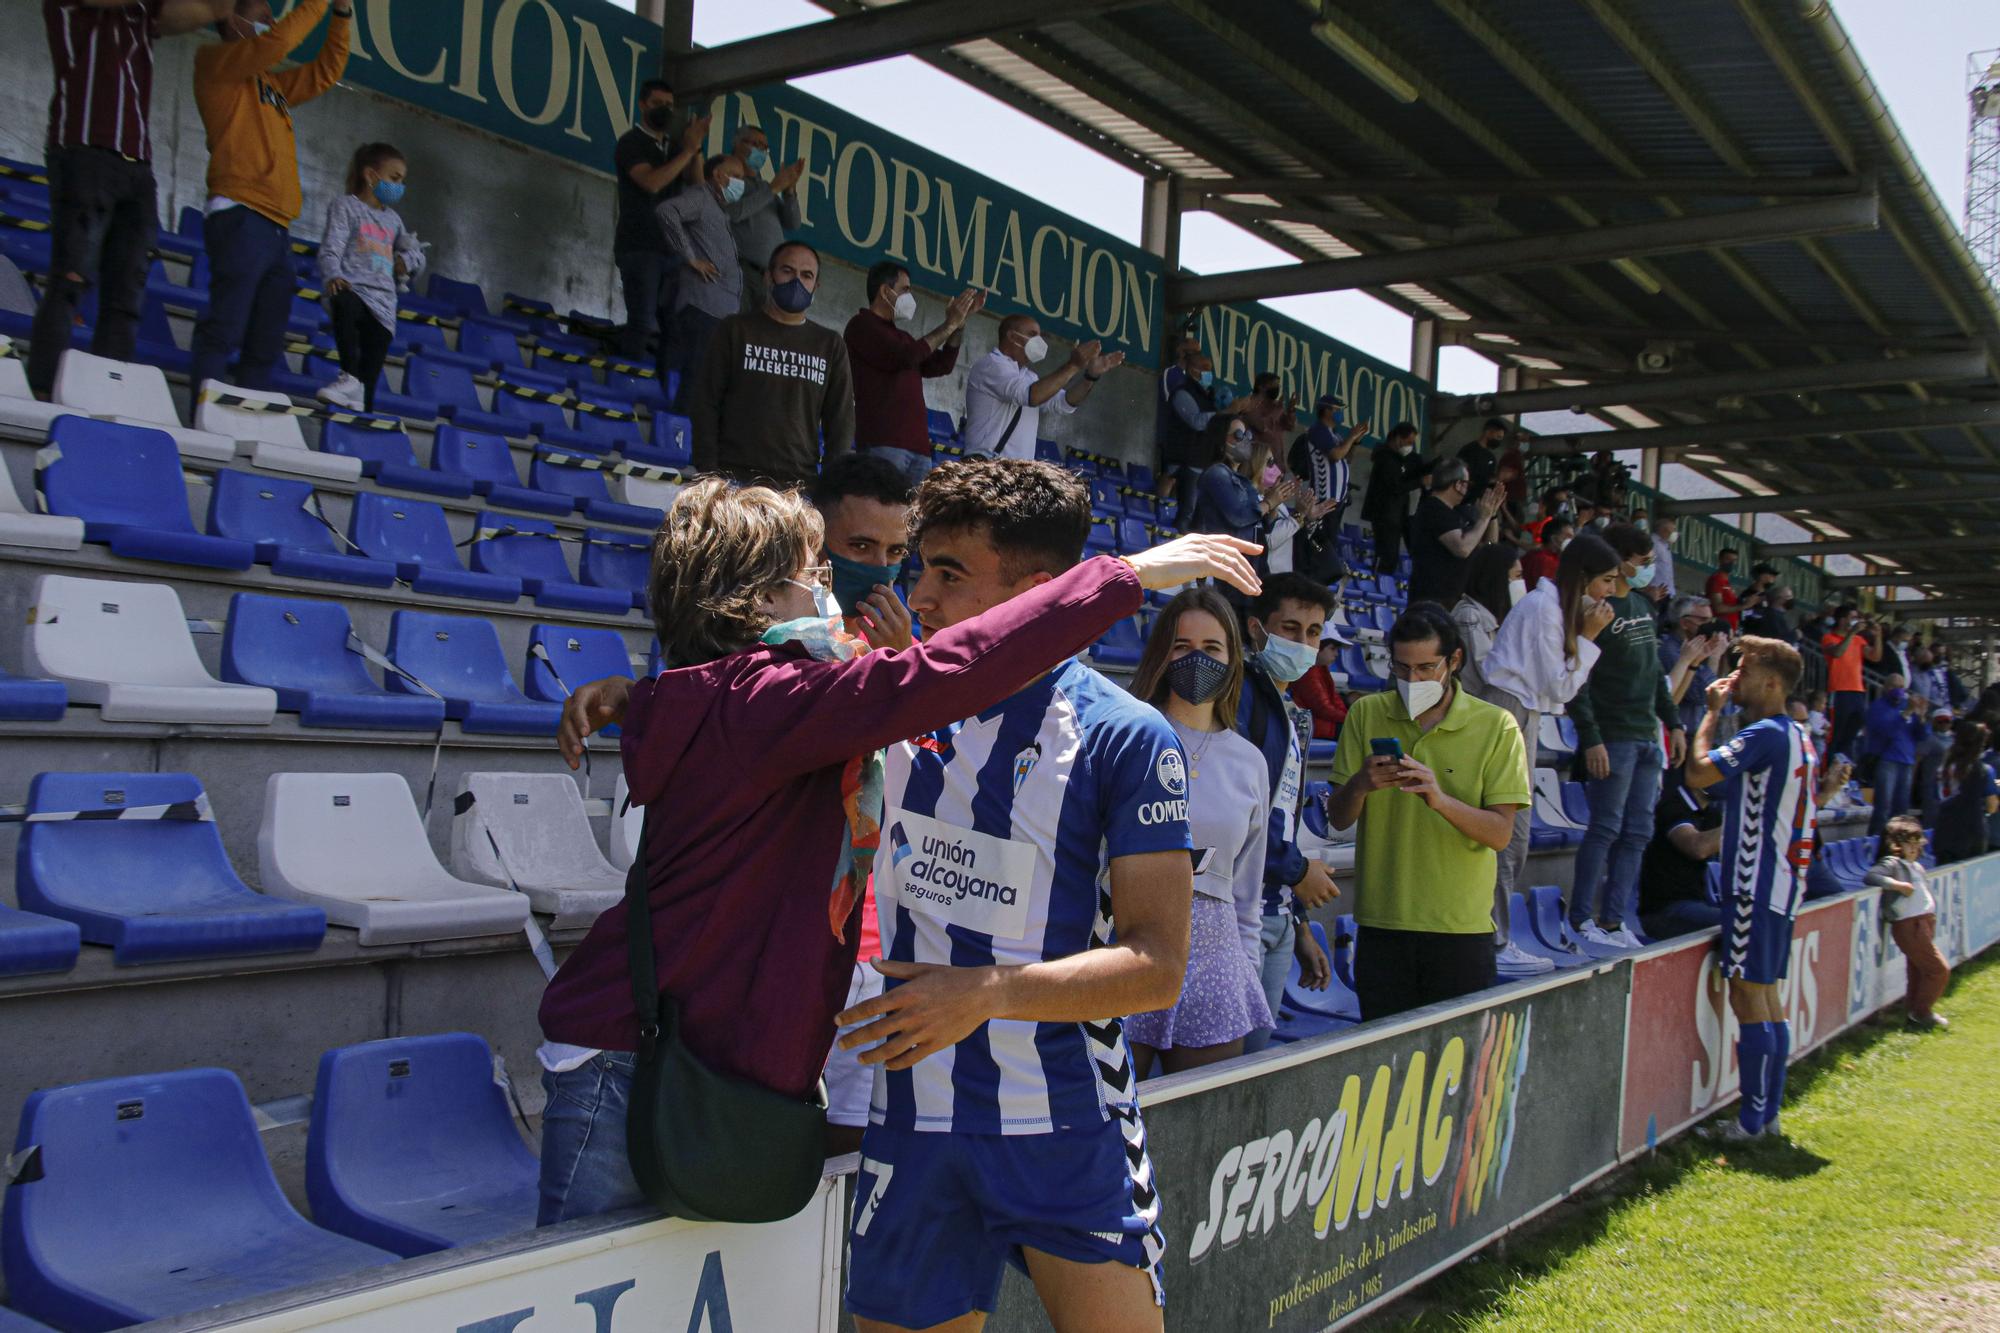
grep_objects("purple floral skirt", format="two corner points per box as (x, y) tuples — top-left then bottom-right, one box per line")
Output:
(1125, 894), (1273, 1050)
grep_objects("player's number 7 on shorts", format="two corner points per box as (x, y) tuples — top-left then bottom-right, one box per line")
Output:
(854, 1157), (895, 1237)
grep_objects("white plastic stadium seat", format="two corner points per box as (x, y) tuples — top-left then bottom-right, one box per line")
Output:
(24, 574), (277, 723)
(448, 773), (625, 929)
(0, 337), (68, 434)
(0, 450), (84, 550)
(258, 772), (531, 946)
(606, 772), (642, 871)
(610, 472), (680, 513)
(1533, 768), (1587, 837)
(51, 349), (235, 461)
(194, 380), (363, 482)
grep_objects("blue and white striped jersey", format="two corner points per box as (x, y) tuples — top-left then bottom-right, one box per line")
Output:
(1710, 715), (1819, 918)
(871, 659), (1192, 1136)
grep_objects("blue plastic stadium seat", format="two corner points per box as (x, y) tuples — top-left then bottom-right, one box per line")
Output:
(1088, 477), (1124, 514)
(1339, 644), (1385, 691)
(489, 369), (572, 439)
(204, 469), (398, 588)
(606, 365), (667, 410)
(386, 610), (560, 734)
(429, 424), (573, 515)
(454, 316), (525, 372)
(1527, 885), (1582, 960)
(1560, 781), (1591, 831)
(925, 409), (957, 446)
(221, 593), (447, 731)
(1, 1068), (395, 1329)
(0, 1303), (57, 1331)
(16, 772), (326, 965)
(426, 273), (489, 319)
(1307, 738), (1338, 766)
(306, 1034), (538, 1257)
(578, 528), (651, 609)
(1091, 618), (1144, 668)
(1085, 518), (1117, 555)
(145, 252), (206, 312)
(551, 396), (645, 454)
(0, 906), (80, 978)
(524, 624), (634, 703)
(0, 668), (67, 721)
(389, 318), (450, 362)
(1285, 920), (1361, 1020)
(1331, 913), (1357, 991)
(630, 411), (692, 469)
(1124, 491), (1157, 522)
(37, 416), (255, 570)
(1126, 462), (1155, 491)
(320, 420), (473, 499)
(1508, 893), (1587, 969)
(467, 512), (633, 615)
(1116, 516), (1150, 553)
(347, 493), (521, 603)
(388, 355), (497, 428)
(529, 451), (664, 528)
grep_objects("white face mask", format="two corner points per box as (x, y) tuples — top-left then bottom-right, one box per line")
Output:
(1396, 676), (1445, 719)
(1254, 632), (1317, 684)
(892, 290), (917, 322)
(1022, 334), (1049, 363)
(1508, 578), (1527, 606)
(785, 577), (838, 621)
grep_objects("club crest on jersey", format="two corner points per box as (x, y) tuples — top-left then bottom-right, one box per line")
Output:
(1157, 749), (1188, 797)
(1013, 742), (1043, 794)
(888, 822), (915, 869)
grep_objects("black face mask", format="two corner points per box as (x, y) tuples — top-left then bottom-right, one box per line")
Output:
(1262, 386), (1280, 401)
(643, 104), (673, 132)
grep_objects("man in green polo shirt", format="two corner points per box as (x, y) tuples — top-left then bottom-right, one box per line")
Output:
(1327, 603), (1530, 1019)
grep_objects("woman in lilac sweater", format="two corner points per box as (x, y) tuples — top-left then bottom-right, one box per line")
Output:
(535, 474), (1257, 1223)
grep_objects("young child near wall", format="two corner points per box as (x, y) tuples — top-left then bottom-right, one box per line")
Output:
(317, 142), (424, 413)
(1865, 815), (1951, 1030)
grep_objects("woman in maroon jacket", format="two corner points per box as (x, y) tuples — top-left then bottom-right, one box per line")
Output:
(535, 472), (1258, 1223)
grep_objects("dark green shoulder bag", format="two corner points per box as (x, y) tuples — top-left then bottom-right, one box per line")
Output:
(623, 818), (830, 1223)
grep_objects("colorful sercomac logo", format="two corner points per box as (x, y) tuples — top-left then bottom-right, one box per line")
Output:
(888, 822), (915, 870)
(1447, 1007), (1531, 1227)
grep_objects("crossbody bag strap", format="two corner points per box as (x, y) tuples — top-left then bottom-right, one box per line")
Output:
(995, 404), (1024, 454)
(625, 811), (662, 1058)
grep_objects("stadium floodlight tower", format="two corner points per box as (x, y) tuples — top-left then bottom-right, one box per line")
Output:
(1971, 49), (2000, 289)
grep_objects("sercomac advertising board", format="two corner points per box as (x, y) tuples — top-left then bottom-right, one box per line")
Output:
(1133, 973), (1625, 1331)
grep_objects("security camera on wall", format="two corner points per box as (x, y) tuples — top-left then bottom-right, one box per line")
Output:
(1636, 342), (1677, 375)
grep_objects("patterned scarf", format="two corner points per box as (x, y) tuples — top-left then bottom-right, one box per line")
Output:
(760, 616), (886, 942)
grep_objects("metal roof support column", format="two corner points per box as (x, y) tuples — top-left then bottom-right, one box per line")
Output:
(1410, 320), (1439, 386)
(1141, 177), (1181, 272)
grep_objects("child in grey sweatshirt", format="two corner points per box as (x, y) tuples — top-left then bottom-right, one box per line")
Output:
(317, 142), (425, 412)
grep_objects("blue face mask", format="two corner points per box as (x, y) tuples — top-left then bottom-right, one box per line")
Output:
(1255, 632), (1317, 684)
(371, 179), (405, 206)
(771, 277), (814, 314)
(1165, 650), (1232, 705)
(1197, 370), (1215, 389)
(829, 551), (902, 614)
(745, 146), (770, 173)
(720, 176), (747, 205)
(1628, 561), (1656, 590)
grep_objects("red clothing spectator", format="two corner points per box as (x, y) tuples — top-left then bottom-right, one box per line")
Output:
(843, 307), (960, 457)
(1705, 568), (1741, 630)
(1521, 546), (1559, 591)
(1291, 665), (1348, 741)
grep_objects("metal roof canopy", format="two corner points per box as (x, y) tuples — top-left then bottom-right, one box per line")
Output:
(681, 0), (2000, 625)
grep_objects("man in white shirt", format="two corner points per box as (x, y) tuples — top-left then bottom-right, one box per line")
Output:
(962, 314), (1124, 460)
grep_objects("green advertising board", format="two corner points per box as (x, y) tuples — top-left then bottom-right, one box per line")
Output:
(1191, 301), (1430, 444)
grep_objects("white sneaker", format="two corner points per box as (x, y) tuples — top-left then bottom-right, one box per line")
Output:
(1495, 940), (1555, 976)
(1698, 1117), (1763, 1144)
(1576, 920), (1619, 948)
(316, 373), (365, 411)
(1604, 925), (1646, 950)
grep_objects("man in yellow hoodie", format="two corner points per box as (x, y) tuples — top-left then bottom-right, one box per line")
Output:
(189, 0), (351, 392)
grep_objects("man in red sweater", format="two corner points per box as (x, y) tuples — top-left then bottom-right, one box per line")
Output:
(1705, 547), (1743, 630)
(844, 261), (982, 485)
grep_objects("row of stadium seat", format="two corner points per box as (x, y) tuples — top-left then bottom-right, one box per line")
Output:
(0, 764), (643, 973)
(1, 1032), (542, 1330)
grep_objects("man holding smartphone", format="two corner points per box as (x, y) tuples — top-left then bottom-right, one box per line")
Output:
(1326, 604), (1530, 1020)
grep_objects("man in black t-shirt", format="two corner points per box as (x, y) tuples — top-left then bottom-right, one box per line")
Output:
(1454, 417), (1506, 494)
(1638, 774), (1723, 939)
(612, 79), (709, 360)
(1407, 459), (1499, 606)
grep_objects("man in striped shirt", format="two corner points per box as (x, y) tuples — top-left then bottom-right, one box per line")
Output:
(29, 0), (233, 395)
(1685, 635), (1818, 1143)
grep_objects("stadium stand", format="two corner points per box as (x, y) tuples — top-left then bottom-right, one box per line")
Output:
(430, 423), (575, 515)
(448, 772), (625, 928)
(36, 416), (256, 570)
(466, 513), (637, 616)
(319, 419), (475, 499)
(49, 350), (233, 461)
(193, 382), (362, 483)
(219, 592), (447, 731)
(0, 451), (79, 551)
(204, 469), (401, 587)
(0, 905), (81, 980)
(382, 609), (562, 734)
(346, 493), (523, 603)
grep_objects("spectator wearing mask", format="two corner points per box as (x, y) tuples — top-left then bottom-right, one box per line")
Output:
(1288, 396), (1365, 586)
(1235, 574), (1342, 1051)
(1236, 371), (1297, 453)
(1866, 816), (1952, 1030)
(1456, 418), (1506, 495)
(1407, 459), (1502, 607)
(1525, 485), (1572, 544)
(1742, 582), (1794, 643)
(1291, 631), (1350, 742)
(1153, 336), (1201, 492)
(1862, 676), (1929, 838)
(1479, 532), (1620, 969)
(1705, 548), (1743, 631)
(1521, 518), (1570, 591)
(1358, 422), (1427, 574)
(1192, 416), (1279, 552)
(314, 142), (422, 413)
(1820, 605), (1881, 760)
(843, 264), (981, 485)
(1638, 772), (1723, 940)
(654, 154), (751, 410)
(1737, 562), (1781, 635)
(686, 241), (854, 488)
(188, 0), (351, 393)
(1935, 720), (1998, 865)
(722, 123), (803, 312)
(1880, 625), (1913, 684)
(1158, 351), (1218, 514)
(962, 316), (1119, 460)
(1909, 645), (1950, 710)
(1124, 590), (1284, 1076)
(1326, 604), (1531, 1020)
(1915, 705), (1953, 826)
(1807, 690), (1830, 753)
(612, 80), (707, 361)
(1937, 646), (1972, 710)
(29, 0), (233, 395)
(1658, 595), (1726, 737)
(1567, 523), (1688, 950)
(1649, 515), (1680, 605)
(1450, 544), (1523, 702)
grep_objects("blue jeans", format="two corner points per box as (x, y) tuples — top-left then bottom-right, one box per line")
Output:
(1240, 912), (1294, 1055)
(537, 1051), (645, 1225)
(190, 205), (296, 390)
(865, 445), (934, 487)
(1570, 739), (1664, 931)
(1869, 759), (1913, 837)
